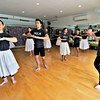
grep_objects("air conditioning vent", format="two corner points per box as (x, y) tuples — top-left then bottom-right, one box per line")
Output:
(73, 14), (88, 21)
(0, 14), (35, 22)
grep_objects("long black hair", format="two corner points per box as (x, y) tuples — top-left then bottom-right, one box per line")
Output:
(0, 20), (4, 25)
(62, 28), (67, 33)
(0, 20), (6, 32)
(75, 29), (80, 35)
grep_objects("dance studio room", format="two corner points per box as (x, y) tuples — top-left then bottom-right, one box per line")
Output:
(0, 0), (100, 100)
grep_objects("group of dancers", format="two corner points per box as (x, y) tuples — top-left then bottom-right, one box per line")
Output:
(55, 28), (90, 60)
(0, 19), (49, 86)
(0, 19), (100, 90)
(23, 27), (51, 56)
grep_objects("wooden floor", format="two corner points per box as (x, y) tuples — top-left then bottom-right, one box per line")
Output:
(0, 46), (100, 100)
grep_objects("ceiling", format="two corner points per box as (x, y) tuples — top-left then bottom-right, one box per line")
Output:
(0, 0), (100, 20)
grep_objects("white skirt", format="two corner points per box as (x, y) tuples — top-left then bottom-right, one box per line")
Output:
(80, 39), (89, 50)
(44, 39), (52, 49)
(56, 39), (61, 46)
(9, 42), (15, 48)
(25, 39), (34, 52)
(0, 49), (19, 77)
(60, 42), (70, 55)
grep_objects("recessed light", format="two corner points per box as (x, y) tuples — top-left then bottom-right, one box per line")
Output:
(22, 11), (25, 13)
(78, 5), (82, 8)
(60, 10), (63, 13)
(36, 3), (40, 6)
(44, 16), (46, 17)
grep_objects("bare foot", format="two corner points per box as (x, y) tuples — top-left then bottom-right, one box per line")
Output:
(44, 65), (48, 69)
(76, 54), (79, 57)
(12, 80), (16, 84)
(30, 54), (32, 56)
(11, 76), (17, 84)
(47, 49), (50, 52)
(0, 80), (8, 86)
(64, 57), (66, 61)
(35, 67), (40, 71)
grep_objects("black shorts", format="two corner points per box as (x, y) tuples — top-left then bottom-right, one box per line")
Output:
(73, 43), (79, 47)
(34, 47), (45, 57)
(73, 40), (80, 47)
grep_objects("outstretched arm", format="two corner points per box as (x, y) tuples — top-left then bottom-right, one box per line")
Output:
(32, 34), (49, 40)
(23, 33), (32, 37)
(0, 37), (17, 42)
(57, 37), (67, 40)
(86, 29), (100, 40)
(94, 37), (100, 41)
(86, 29), (95, 36)
(74, 35), (82, 39)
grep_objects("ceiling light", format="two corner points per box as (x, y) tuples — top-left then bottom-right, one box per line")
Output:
(22, 11), (25, 13)
(36, 3), (40, 6)
(60, 10), (63, 13)
(44, 16), (46, 17)
(78, 5), (82, 8)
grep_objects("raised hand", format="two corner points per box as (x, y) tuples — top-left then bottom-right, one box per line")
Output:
(86, 29), (94, 36)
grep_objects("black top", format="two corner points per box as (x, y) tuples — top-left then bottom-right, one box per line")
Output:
(0, 33), (12, 51)
(60, 33), (70, 42)
(95, 31), (100, 56)
(82, 35), (87, 39)
(73, 34), (81, 42)
(25, 32), (33, 39)
(31, 28), (46, 48)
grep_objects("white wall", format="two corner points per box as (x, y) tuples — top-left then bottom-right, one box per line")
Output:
(51, 11), (100, 28)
